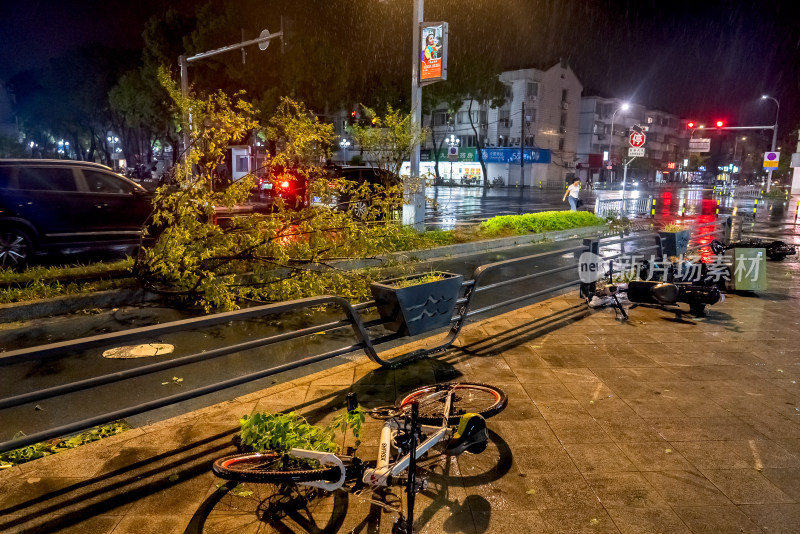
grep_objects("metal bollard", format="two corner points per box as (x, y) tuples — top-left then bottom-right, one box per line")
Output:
(753, 198), (758, 215)
(716, 199), (720, 216)
(651, 198), (656, 218)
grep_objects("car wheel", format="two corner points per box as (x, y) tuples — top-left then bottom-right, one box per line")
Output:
(351, 200), (369, 220)
(0, 226), (34, 269)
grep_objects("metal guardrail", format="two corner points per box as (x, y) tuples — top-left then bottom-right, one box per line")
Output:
(0, 224), (730, 454)
(736, 218), (800, 242)
(685, 217), (734, 254)
(594, 196), (654, 219)
(713, 185), (763, 199)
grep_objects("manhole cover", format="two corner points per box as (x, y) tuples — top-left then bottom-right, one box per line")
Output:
(102, 343), (175, 359)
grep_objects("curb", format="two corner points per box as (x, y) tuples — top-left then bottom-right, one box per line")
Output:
(0, 288), (161, 324)
(327, 224), (608, 271)
(0, 224), (608, 324)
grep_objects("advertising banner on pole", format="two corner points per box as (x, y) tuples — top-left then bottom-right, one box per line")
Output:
(420, 22), (447, 85)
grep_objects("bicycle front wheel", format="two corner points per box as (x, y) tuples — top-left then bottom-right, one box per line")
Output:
(397, 382), (507, 425)
(212, 452), (342, 484)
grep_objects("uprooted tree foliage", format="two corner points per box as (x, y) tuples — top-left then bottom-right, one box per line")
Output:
(134, 72), (429, 311)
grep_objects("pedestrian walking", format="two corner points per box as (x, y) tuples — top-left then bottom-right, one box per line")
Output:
(563, 178), (581, 211)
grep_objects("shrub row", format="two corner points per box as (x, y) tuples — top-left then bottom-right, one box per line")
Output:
(480, 210), (605, 236)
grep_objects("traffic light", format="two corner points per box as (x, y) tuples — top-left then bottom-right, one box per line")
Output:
(715, 120), (724, 128)
(348, 110), (358, 125)
(687, 121), (695, 129)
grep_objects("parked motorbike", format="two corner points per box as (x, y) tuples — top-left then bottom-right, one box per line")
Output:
(709, 239), (796, 262)
(580, 260), (723, 320)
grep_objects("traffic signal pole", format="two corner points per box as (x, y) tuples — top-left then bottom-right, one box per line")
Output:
(689, 124), (778, 189)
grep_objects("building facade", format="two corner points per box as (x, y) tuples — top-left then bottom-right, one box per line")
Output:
(577, 96), (689, 184)
(417, 62), (583, 187)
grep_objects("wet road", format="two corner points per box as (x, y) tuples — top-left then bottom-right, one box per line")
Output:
(2, 184), (798, 442)
(1, 235), (621, 441)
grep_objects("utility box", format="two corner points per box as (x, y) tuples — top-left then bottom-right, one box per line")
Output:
(727, 248), (767, 291)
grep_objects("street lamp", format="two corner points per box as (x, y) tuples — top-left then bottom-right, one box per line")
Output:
(339, 138), (351, 164)
(761, 95), (780, 192)
(107, 136), (120, 170)
(733, 136), (746, 163)
(447, 134), (460, 183)
(606, 102), (629, 185)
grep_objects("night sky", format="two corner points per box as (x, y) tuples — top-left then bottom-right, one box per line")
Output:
(2, 0), (799, 135)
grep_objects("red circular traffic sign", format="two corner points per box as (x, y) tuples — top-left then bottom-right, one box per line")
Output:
(629, 131), (646, 147)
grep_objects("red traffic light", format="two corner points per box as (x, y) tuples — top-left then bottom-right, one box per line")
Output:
(351, 110), (357, 118)
(687, 121), (695, 128)
(715, 120), (724, 128)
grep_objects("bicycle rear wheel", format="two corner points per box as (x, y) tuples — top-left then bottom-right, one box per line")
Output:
(397, 382), (507, 424)
(212, 452), (341, 484)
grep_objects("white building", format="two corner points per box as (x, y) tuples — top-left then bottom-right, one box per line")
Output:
(415, 61), (583, 188)
(329, 62), (584, 189)
(577, 96), (688, 184)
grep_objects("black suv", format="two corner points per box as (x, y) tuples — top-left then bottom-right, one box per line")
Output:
(0, 159), (154, 267)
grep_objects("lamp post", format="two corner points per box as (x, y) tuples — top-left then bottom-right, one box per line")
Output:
(107, 136), (121, 171)
(447, 134), (460, 183)
(733, 136), (746, 163)
(733, 136), (746, 183)
(761, 95), (779, 192)
(339, 139), (351, 164)
(606, 102), (629, 185)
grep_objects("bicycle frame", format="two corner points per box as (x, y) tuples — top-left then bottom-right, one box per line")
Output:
(287, 390), (456, 492)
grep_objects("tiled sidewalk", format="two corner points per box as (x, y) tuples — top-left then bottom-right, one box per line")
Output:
(1, 263), (799, 533)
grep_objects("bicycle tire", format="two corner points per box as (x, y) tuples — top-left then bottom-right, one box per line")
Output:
(212, 452), (342, 484)
(397, 382), (508, 424)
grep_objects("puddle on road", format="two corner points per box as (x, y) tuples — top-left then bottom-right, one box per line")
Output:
(102, 343), (175, 359)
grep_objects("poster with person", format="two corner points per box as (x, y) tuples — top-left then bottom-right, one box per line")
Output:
(420, 22), (447, 84)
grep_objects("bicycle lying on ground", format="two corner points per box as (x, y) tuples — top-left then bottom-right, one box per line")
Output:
(212, 382), (507, 534)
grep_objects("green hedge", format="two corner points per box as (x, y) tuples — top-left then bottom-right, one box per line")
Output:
(480, 211), (606, 236)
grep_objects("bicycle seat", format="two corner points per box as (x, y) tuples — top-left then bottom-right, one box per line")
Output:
(445, 413), (487, 456)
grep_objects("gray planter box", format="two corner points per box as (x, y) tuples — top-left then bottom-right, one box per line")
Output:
(370, 272), (464, 336)
(658, 229), (691, 257)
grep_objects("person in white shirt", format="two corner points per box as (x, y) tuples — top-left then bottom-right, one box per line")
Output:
(562, 178), (581, 211)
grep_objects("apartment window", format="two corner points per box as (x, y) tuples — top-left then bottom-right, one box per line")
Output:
(433, 112), (448, 126)
(558, 137), (565, 151)
(561, 89), (568, 102)
(499, 110), (510, 128)
(646, 116), (654, 124)
(560, 112), (567, 128)
(527, 82), (539, 97)
(460, 135), (477, 147)
(528, 109), (536, 122)
(505, 85), (512, 99)
(525, 135), (535, 146)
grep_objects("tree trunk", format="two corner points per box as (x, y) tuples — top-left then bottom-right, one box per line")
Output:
(425, 110), (443, 183)
(467, 99), (489, 188)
